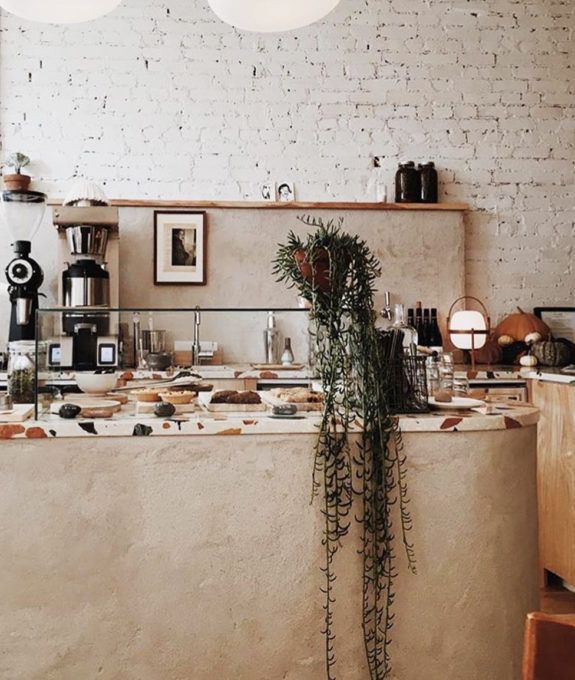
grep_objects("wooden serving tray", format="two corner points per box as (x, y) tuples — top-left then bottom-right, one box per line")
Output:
(251, 364), (305, 371)
(51, 399), (123, 418)
(0, 404), (35, 422)
(260, 391), (323, 412)
(198, 392), (268, 413)
(65, 392), (129, 405)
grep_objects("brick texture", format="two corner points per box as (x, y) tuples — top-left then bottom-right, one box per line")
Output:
(0, 0), (574, 320)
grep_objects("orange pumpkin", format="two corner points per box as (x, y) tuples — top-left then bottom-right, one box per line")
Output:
(494, 307), (550, 343)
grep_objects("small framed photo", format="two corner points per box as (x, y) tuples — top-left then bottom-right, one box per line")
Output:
(154, 211), (207, 285)
(260, 183), (274, 201)
(534, 307), (575, 343)
(277, 181), (295, 202)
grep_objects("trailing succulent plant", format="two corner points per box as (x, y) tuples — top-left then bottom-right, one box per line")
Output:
(273, 216), (416, 680)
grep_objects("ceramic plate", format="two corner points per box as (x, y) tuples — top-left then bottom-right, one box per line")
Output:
(428, 396), (485, 410)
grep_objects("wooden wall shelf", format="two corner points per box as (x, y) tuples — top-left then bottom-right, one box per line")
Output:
(47, 199), (468, 211)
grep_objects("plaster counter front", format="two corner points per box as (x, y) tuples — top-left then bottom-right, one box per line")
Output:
(0, 404), (539, 680)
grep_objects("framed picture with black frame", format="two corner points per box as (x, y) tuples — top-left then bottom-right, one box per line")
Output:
(154, 211), (207, 285)
(534, 307), (575, 343)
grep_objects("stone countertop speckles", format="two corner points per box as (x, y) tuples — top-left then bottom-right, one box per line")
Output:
(0, 403), (539, 439)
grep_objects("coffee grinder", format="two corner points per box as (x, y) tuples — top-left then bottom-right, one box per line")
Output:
(1, 190), (47, 342)
(49, 205), (120, 370)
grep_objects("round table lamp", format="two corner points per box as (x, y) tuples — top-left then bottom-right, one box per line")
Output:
(0, 0), (122, 24)
(447, 296), (490, 371)
(207, 0), (341, 32)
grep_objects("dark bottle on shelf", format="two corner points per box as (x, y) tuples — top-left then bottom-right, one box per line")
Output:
(395, 161), (421, 203)
(419, 162), (438, 203)
(421, 308), (431, 346)
(414, 302), (423, 344)
(428, 308), (444, 350)
(407, 308), (415, 330)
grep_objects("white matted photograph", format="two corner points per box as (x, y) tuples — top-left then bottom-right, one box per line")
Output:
(260, 182), (274, 201)
(277, 181), (295, 202)
(154, 210), (207, 285)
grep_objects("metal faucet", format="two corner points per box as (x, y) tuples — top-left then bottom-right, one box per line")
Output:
(192, 306), (201, 366)
(133, 312), (145, 369)
(381, 291), (393, 322)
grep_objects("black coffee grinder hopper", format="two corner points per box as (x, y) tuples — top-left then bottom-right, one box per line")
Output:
(1, 190), (47, 342)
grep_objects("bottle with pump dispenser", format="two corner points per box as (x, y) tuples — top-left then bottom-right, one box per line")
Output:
(281, 338), (295, 366)
(367, 157), (388, 203)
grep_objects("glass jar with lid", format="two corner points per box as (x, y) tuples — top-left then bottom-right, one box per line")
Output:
(7, 340), (37, 404)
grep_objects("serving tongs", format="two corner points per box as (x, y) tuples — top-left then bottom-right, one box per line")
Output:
(110, 370), (204, 392)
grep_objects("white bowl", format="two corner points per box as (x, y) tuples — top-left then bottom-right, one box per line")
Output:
(75, 372), (118, 395)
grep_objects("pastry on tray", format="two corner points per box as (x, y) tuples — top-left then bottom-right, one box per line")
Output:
(159, 390), (195, 405)
(132, 388), (161, 402)
(210, 390), (262, 405)
(270, 387), (323, 404)
(227, 391), (261, 405)
(211, 390), (239, 404)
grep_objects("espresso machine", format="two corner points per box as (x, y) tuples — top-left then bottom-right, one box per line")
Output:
(1, 190), (47, 342)
(48, 205), (120, 370)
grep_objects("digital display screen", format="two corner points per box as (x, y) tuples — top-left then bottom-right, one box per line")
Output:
(99, 344), (116, 365)
(49, 345), (61, 366)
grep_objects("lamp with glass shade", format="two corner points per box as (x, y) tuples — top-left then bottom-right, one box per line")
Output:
(0, 0), (122, 24)
(447, 296), (490, 372)
(207, 0), (341, 32)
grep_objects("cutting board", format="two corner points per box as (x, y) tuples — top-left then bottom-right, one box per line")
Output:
(251, 364), (305, 371)
(198, 392), (268, 413)
(260, 391), (323, 412)
(51, 399), (123, 418)
(65, 392), (129, 405)
(0, 404), (35, 422)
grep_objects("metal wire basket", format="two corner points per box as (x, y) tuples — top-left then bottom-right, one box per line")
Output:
(381, 355), (429, 414)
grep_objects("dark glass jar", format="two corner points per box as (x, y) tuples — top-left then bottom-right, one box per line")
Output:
(395, 161), (421, 203)
(419, 162), (438, 203)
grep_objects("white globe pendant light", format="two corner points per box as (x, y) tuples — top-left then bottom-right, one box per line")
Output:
(0, 0), (122, 24)
(208, 0), (341, 32)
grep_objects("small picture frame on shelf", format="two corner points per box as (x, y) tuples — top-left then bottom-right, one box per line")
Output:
(277, 181), (295, 202)
(260, 183), (274, 201)
(154, 210), (207, 285)
(534, 307), (575, 343)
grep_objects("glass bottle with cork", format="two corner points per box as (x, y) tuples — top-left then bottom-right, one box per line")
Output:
(427, 308), (444, 352)
(391, 303), (418, 355)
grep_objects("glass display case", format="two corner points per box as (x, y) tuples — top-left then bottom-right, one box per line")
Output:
(34, 307), (313, 419)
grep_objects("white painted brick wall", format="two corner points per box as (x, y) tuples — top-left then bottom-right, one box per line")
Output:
(0, 0), (574, 321)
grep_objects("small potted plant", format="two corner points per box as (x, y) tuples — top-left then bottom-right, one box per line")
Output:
(3, 152), (31, 191)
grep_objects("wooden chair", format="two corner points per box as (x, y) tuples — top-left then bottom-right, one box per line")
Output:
(523, 612), (575, 679)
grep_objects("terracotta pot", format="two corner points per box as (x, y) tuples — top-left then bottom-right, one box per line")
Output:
(293, 248), (331, 293)
(3, 174), (31, 192)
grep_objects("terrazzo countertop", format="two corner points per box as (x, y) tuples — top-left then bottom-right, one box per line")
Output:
(523, 367), (575, 384)
(0, 365), (315, 386)
(0, 402), (539, 440)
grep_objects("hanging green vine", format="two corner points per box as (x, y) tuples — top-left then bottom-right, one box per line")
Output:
(273, 216), (416, 680)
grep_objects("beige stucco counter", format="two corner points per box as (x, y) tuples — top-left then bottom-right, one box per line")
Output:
(0, 404), (539, 680)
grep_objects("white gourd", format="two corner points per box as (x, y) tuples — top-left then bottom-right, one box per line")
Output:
(525, 332), (542, 345)
(497, 334), (515, 347)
